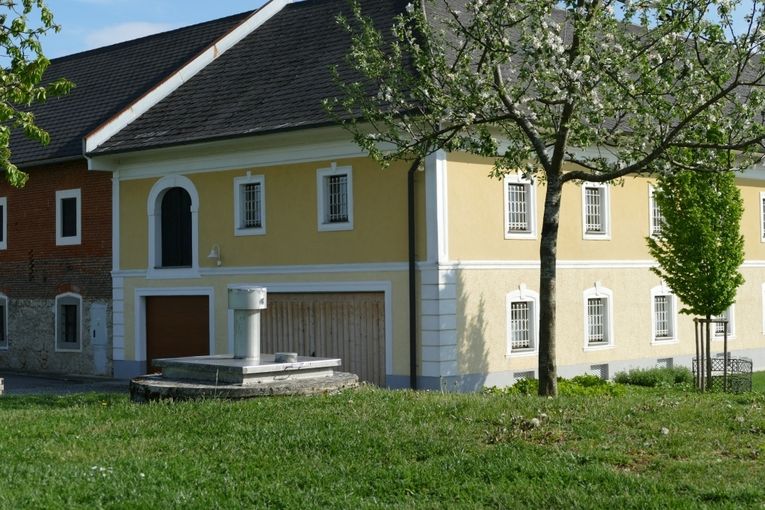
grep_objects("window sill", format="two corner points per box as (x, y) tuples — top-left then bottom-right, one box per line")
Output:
(56, 237), (81, 246)
(505, 349), (537, 358)
(55, 346), (83, 353)
(505, 232), (537, 240)
(235, 227), (266, 237)
(651, 338), (679, 346)
(582, 233), (611, 241)
(583, 343), (615, 352)
(712, 336), (736, 341)
(147, 268), (201, 280)
(318, 222), (353, 232)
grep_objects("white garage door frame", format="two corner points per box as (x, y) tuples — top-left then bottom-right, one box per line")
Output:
(226, 281), (394, 377)
(134, 286), (216, 363)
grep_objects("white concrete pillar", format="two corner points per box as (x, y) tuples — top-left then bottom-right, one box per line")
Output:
(228, 286), (268, 361)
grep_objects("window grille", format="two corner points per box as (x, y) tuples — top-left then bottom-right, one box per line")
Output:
(507, 183), (529, 232)
(242, 182), (262, 229)
(651, 194), (664, 236)
(714, 310), (730, 336)
(584, 187), (603, 233)
(656, 358), (673, 369)
(654, 295), (671, 338)
(509, 301), (531, 350)
(590, 363), (609, 380)
(326, 174), (348, 223)
(587, 297), (607, 344)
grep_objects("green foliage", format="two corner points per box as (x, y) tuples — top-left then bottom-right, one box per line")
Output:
(485, 374), (624, 396)
(614, 366), (694, 388)
(0, 0), (73, 187)
(647, 171), (745, 317)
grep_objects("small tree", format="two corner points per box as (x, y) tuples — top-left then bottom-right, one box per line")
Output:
(0, 0), (72, 187)
(647, 170), (744, 321)
(328, 0), (765, 395)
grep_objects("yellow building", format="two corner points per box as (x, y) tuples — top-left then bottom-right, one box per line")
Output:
(85, 0), (765, 388)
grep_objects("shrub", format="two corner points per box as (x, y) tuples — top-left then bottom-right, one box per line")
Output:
(485, 375), (624, 397)
(614, 366), (693, 388)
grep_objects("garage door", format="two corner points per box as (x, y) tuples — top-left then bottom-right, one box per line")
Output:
(260, 292), (386, 386)
(146, 296), (210, 372)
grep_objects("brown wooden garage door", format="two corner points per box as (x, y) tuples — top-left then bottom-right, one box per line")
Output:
(146, 296), (210, 372)
(260, 292), (385, 386)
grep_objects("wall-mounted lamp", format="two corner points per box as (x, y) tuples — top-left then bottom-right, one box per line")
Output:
(207, 244), (222, 266)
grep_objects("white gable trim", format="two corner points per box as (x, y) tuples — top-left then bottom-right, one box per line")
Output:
(84, 0), (293, 154)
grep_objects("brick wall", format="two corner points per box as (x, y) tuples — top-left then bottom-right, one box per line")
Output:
(0, 160), (112, 300)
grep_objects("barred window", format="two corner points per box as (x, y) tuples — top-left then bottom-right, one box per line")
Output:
(507, 183), (529, 232)
(509, 301), (532, 350)
(317, 166), (353, 231)
(654, 295), (672, 339)
(326, 174), (348, 223)
(587, 297), (607, 344)
(584, 187), (604, 233)
(242, 182), (262, 228)
(650, 188), (665, 237)
(234, 175), (266, 236)
(761, 193), (765, 241)
(713, 308), (733, 337)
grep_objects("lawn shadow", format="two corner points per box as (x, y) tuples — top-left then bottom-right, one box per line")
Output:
(0, 393), (125, 411)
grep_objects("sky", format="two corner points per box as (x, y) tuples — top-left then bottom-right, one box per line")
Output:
(44, 1), (269, 58)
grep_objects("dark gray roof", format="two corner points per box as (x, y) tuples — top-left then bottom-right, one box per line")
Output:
(11, 11), (251, 167)
(92, 0), (409, 155)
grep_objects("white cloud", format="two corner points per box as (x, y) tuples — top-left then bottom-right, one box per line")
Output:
(85, 21), (176, 49)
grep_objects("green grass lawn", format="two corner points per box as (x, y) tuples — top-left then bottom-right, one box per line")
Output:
(2, 383), (765, 508)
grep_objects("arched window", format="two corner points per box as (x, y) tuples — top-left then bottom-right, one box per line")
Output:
(147, 175), (199, 275)
(161, 187), (192, 267)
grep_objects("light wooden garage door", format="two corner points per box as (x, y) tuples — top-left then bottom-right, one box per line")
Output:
(146, 296), (210, 373)
(260, 292), (386, 386)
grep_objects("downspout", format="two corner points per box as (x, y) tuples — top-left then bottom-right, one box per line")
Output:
(408, 157), (422, 390)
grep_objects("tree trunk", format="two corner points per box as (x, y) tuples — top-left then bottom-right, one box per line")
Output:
(537, 173), (563, 396)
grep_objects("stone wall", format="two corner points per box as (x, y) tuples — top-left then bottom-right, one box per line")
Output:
(0, 298), (112, 376)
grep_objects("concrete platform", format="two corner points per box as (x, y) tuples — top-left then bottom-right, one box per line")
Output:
(153, 354), (342, 385)
(129, 372), (358, 402)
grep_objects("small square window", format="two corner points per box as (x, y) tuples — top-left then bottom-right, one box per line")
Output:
(55, 293), (82, 352)
(504, 175), (536, 239)
(582, 184), (610, 239)
(56, 189), (81, 246)
(0, 196), (6, 250)
(317, 165), (353, 231)
(234, 174), (266, 236)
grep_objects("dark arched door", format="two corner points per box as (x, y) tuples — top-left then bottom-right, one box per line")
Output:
(161, 187), (192, 267)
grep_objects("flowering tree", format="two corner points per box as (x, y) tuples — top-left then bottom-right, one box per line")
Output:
(327, 0), (765, 396)
(0, 0), (71, 187)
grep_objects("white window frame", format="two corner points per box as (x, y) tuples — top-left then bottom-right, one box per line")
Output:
(317, 164), (353, 232)
(0, 196), (6, 250)
(0, 293), (8, 350)
(56, 189), (81, 246)
(581, 183), (611, 240)
(54, 292), (82, 352)
(233, 173), (266, 236)
(503, 174), (536, 239)
(760, 192), (765, 243)
(505, 286), (539, 357)
(712, 305), (735, 340)
(650, 284), (678, 344)
(583, 284), (615, 350)
(146, 175), (200, 279)
(649, 184), (664, 238)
